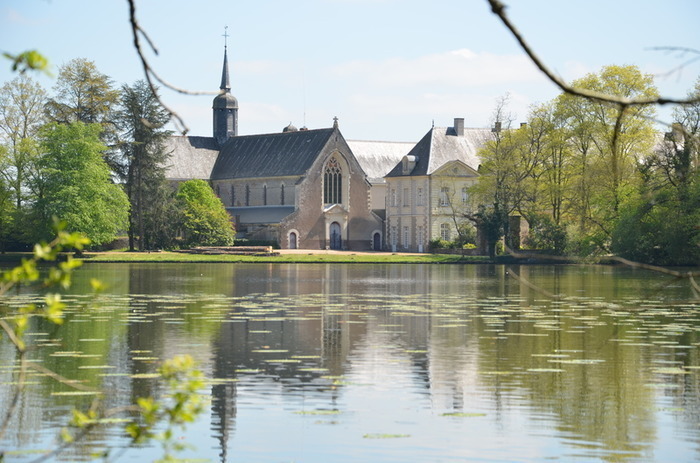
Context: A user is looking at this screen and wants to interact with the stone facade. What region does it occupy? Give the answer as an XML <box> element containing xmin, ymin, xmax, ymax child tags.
<box><xmin>163</xmin><ymin>49</ymin><xmax>498</xmax><ymax>253</ymax></box>
<box><xmin>385</xmin><ymin>121</ymin><xmax>488</xmax><ymax>253</ymax></box>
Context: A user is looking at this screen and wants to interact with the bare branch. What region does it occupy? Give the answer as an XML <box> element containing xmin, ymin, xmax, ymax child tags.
<box><xmin>487</xmin><ymin>0</ymin><xmax>700</xmax><ymax>108</ymax></box>
<box><xmin>126</xmin><ymin>0</ymin><xmax>218</xmax><ymax>134</ymax></box>
<box><xmin>648</xmin><ymin>46</ymin><xmax>700</xmax><ymax>80</ymax></box>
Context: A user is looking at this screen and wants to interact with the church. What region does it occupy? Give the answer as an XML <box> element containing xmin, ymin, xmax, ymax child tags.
<box><xmin>164</xmin><ymin>47</ymin><xmax>493</xmax><ymax>252</ymax></box>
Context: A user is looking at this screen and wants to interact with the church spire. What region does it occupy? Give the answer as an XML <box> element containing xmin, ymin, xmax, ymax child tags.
<box><xmin>213</xmin><ymin>26</ymin><xmax>238</xmax><ymax>145</ymax></box>
<box><xmin>220</xmin><ymin>26</ymin><xmax>231</xmax><ymax>91</ymax></box>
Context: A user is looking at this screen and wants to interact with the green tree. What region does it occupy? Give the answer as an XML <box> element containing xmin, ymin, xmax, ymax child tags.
<box><xmin>471</xmin><ymin>95</ymin><xmax>540</xmax><ymax>252</ymax></box>
<box><xmin>561</xmin><ymin>65</ymin><xmax>658</xmax><ymax>230</ymax></box>
<box><xmin>176</xmin><ymin>179</ymin><xmax>235</xmax><ymax>247</ymax></box>
<box><xmin>611</xmin><ymin>77</ymin><xmax>700</xmax><ymax>265</ymax></box>
<box><xmin>0</xmin><ymin>75</ymin><xmax>46</xmax><ymax>210</ymax></box>
<box><xmin>116</xmin><ymin>80</ymin><xmax>175</xmax><ymax>250</ymax></box>
<box><xmin>31</xmin><ymin>122</ymin><xmax>129</xmax><ymax>246</ymax></box>
<box><xmin>525</xmin><ymin>102</ymin><xmax>574</xmax><ymax>226</ymax></box>
<box><xmin>44</xmin><ymin>58</ymin><xmax>121</xmax><ymax>170</ymax></box>
<box><xmin>44</xmin><ymin>58</ymin><xmax>119</xmax><ymax>126</ymax></box>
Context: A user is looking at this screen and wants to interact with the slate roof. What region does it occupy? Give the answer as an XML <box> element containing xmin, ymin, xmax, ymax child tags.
<box><xmin>211</xmin><ymin>128</ymin><xmax>335</xmax><ymax>180</ymax></box>
<box><xmin>163</xmin><ymin>136</ymin><xmax>220</xmax><ymax>180</ymax></box>
<box><xmin>228</xmin><ymin>206</ymin><xmax>295</xmax><ymax>224</ymax></box>
<box><xmin>346</xmin><ymin>139</ymin><xmax>415</xmax><ymax>182</ymax></box>
<box><xmin>385</xmin><ymin>127</ymin><xmax>491</xmax><ymax>177</ymax></box>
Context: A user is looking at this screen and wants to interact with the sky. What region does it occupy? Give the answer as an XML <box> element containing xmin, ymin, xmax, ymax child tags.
<box><xmin>1</xmin><ymin>0</ymin><xmax>699</xmax><ymax>142</ymax></box>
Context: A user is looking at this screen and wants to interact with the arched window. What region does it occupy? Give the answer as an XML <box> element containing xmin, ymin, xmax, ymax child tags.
<box><xmin>324</xmin><ymin>158</ymin><xmax>342</xmax><ymax>205</ymax></box>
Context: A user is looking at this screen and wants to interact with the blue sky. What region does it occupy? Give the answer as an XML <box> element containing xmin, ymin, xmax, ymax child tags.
<box><xmin>2</xmin><ymin>0</ymin><xmax>699</xmax><ymax>142</ymax></box>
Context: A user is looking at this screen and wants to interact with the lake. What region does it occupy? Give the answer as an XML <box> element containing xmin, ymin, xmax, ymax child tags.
<box><xmin>1</xmin><ymin>263</ymin><xmax>700</xmax><ymax>462</ymax></box>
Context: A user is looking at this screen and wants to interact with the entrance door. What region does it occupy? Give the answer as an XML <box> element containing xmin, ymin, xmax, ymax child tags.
<box><xmin>289</xmin><ymin>232</ymin><xmax>297</xmax><ymax>249</ymax></box>
<box><xmin>373</xmin><ymin>232</ymin><xmax>381</xmax><ymax>251</ymax></box>
<box><xmin>330</xmin><ymin>222</ymin><xmax>342</xmax><ymax>250</ymax></box>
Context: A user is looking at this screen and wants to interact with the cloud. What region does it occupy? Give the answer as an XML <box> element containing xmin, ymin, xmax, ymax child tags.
<box><xmin>332</xmin><ymin>48</ymin><xmax>545</xmax><ymax>89</ymax></box>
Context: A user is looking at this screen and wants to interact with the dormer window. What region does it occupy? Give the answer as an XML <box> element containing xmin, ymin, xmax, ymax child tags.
<box><xmin>324</xmin><ymin>158</ymin><xmax>342</xmax><ymax>205</ymax></box>
<box><xmin>402</xmin><ymin>155</ymin><xmax>418</xmax><ymax>175</ymax></box>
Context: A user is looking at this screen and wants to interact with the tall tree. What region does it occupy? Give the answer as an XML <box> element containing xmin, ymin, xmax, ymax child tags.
<box><xmin>612</xmin><ymin>77</ymin><xmax>700</xmax><ymax>265</ymax></box>
<box><xmin>564</xmin><ymin>65</ymin><xmax>657</xmax><ymax>225</ymax></box>
<box><xmin>471</xmin><ymin>95</ymin><xmax>540</xmax><ymax>253</ymax></box>
<box><xmin>44</xmin><ymin>58</ymin><xmax>120</xmax><ymax>170</ymax></box>
<box><xmin>116</xmin><ymin>80</ymin><xmax>173</xmax><ymax>250</ymax></box>
<box><xmin>0</xmin><ymin>75</ymin><xmax>46</xmax><ymax>210</ymax></box>
<box><xmin>44</xmin><ymin>58</ymin><xmax>119</xmax><ymax>126</ymax></box>
<box><xmin>31</xmin><ymin>122</ymin><xmax>129</xmax><ymax>246</ymax></box>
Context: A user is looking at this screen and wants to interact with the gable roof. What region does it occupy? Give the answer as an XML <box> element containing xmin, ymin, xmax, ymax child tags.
<box><xmin>346</xmin><ymin>139</ymin><xmax>415</xmax><ymax>181</ymax></box>
<box><xmin>385</xmin><ymin>127</ymin><xmax>491</xmax><ymax>177</ymax></box>
<box><xmin>211</xmin><ymin>128</ymin><xmax>335</xmax><ymax>180</ymax></box>
<box><xmin>163</xmin><ymin>136</ymin><xmax>220</xmax><ymax>180</ymax></box>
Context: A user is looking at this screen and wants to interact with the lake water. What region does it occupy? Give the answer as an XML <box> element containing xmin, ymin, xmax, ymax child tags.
<box><xmin>1</xmin><ymin>263</ymin><xmax>700</xmax><ymax>462</ymax></box>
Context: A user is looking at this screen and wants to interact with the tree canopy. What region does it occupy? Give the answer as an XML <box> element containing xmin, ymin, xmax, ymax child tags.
<box><xmin>176</xmin><ymin>179</ymin><xmax>235</xmax><ymax>247</ymax></box>
<box><xmin>32</xmin><ymin>122</ymin><xmax>129</xmax><ymax>245</ymax></box>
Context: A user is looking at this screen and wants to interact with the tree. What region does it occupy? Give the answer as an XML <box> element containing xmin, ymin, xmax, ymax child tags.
<box><xmin>0</xmin><ymin>74</ymin><xmax>46</xmax><ymax>210</ymax></box>
<box><xmin>45</xmin><ymin>58</ymin><xmax>119</xmax><ymax>126</ymax></box>
<box><xmin>116</xmin><ymin>80</ymin><xmax>174</xmax><ymax>250</ymax></box>
<box><xmin>611</xmin><ymin>78</ymin><xmax>700</xmax><ymax>265</ymax></box>
<box><xmin>44</xmin><ymin>58</ymin><xmax>121</xmax><ymax>170</ymax></box>
<box><xmin>471</xmin><ymin>95</ymin><xmax>540</xmax><ymax>252</ymax></box>
<box><xmin>555</xmin><ymin>65</ymin><xmax>658</xmax><ymax>254</ymax></box>
<box><xmin>176</xmin><ymin>180</ymin><xmax>235</xmax><ymax>247</ymax></box>
<box><xmin>31</xmin><ymin>122</ymin><xmax>129</xmax><ymax>246</ymax></box>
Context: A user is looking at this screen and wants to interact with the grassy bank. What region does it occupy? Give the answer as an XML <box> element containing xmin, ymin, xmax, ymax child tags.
<box><xmin>79</xmin><ymin>251</ymin><xmax>487</xmax><ymax>264</ymax></box>
<box><xmin>0</xmin><ymin>251</ymin><xmax>488</xmax><ymax>264</ymax></box>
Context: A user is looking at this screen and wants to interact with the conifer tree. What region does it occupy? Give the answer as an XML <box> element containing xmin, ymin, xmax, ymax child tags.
<box><xmin>116</xmin><ymin>80</ymin><xmax>174</xmax><ymax>250</ymax></box>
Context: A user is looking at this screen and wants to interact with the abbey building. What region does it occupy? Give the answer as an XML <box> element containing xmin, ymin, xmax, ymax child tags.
<box><xmin>164</xmin><ymin>48</ymin><xmax>492</xmax><ymax>252</ymax></box>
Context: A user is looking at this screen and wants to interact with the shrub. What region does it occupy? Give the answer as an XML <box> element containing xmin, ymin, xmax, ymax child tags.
<box><xmin>524</xmin><ymin>214</ymin><xmax>568</xmax><ymax>255</ymax></box>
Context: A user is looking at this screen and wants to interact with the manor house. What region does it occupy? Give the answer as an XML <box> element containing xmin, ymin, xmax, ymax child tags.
<box><xmin>164</xmin><ymin>48</ymin><xmax>493</xmax><ymax>252</ymax></box>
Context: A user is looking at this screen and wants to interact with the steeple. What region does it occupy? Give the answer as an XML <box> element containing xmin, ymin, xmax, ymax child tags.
<box><xmin>220</xmin><ymin>47</ymin><xmax>231</xmax><ymax>91</ymax></box>
<box><xmin>213</xmin><ymin>27</ymin><xmax>238</xmax><ymax>146</ymax></box>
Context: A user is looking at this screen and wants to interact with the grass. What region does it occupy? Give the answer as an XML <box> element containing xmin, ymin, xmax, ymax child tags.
<box><xmin>74</xmin><ymin>251</ymin><xmax>487</xmax><ymax>264</ymax></box>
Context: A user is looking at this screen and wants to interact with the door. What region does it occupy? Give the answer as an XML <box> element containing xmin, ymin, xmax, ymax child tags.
<box><xmin>289</xmin><ymin>232</ymin><xmax>297</xmax><ymax>249</ymax></box>
<box><xmin>373</xmin><ymin>232</ymin><xmax>381</xmax><ymax>251</ymax></box>
<box><xmin>330</xmin><ymin>222</ymin><xmax>342</xmax><ymax>250</ymax></box>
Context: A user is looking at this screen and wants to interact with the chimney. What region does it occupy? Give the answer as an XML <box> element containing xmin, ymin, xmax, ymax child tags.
<box><xmin>492</xmin><ymin>121</ymin><xmax>502</xmax><ymax>133</ymax></box>
<box><xmin>453</xmin><ymin>117</ymin><xmax>465</xmax><ymax>136</ymax></box>
<box><xmin>520</xmin><ymin>122</ymin><xmax>527</xmax><ymax>128</ymax></box>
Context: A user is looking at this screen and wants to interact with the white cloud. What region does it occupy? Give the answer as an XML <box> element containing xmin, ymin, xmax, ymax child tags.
<box><xmin>332</xmin><ymin>48</ymin><xmax>545</xmax><ymax>88</ymax></box>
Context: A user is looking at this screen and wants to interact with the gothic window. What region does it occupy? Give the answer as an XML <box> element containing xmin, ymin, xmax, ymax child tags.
<box><xmin>245</xmin><ymin>185</ymin><xmax>250</xmax><ymax>206</ymax></box>
<box><xmin>280</xmin><ymin>184</ymin><xmax>285</xmax><ymax>205</ymax></box>
<box><xmin>263</xmin><ymin>185</ymin><xmax>267</xmax><ymax>205</ymax></box>
<box><xmin>440</xmin><ymin>223</ymin><xmax>451</xmax><ymax>241</ymax></box>
<box><xmin>324</xmin><ymin>158</ymin><xmax>342</xmax><ymax>205</ymax></box>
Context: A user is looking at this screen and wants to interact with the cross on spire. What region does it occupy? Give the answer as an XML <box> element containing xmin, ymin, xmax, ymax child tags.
<box><xmin>223</xmin><ymin>25</ymin><xmax>229</xmax><ymax>50</ymax></box>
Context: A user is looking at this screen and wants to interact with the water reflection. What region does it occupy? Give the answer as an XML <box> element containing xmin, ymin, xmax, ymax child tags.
<box><xmin>1</xmin><ymin>263</ymin><xmax>699</xmax><ymax>462</ymax></box>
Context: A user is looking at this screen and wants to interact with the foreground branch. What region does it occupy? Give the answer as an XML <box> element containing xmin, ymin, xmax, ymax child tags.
<box><xmin>126</xmin><ymin>0</ymin><xmax>217</xmax><ymax>134</ymax></box>
<box><xmin>487</xmin><ymin>0</ymin><xmax>700</xmax><ymax>108</ymax></box>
